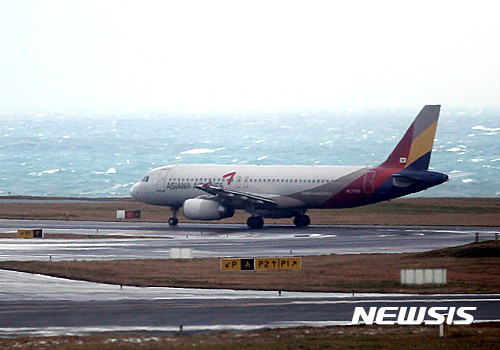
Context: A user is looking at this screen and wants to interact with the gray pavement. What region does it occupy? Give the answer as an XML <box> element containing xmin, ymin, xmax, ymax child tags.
<box><xmin>0</xmin><ymin>270</ymin><xmax>498</xmax><ymax>337</ymax></box>
<box><xmin>0</xmin><ymin>220</ymin><xmax>498</xmax><ymax>260</ymax></box>
<box><xmin>0</xmin><ymin>220</ymin><xmax>498</xmax><ymax>337</ymax></box>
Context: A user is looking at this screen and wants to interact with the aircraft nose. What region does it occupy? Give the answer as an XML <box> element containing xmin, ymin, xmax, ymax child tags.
<box><xmin>130</xmin><ymin>182</ymin><xmax>142</xmax><ymax>200</ymax></box>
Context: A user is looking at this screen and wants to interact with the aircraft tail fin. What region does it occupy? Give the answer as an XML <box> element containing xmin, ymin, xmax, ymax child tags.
<box><xmin>380</xmin><ymin>105</ymin><xmax>441</xmax><ymax>171</ymax></box>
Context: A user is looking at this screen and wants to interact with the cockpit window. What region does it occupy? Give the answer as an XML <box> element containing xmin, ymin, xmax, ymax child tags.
<box><xmin>142</xmin><ymin>176</ymin><xmax>149</xmax><ymax>182</ymax></box>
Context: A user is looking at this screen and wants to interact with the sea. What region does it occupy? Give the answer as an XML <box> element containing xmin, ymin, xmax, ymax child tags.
<box><xmin>0</xmin><ymin>107</ymin><xmax>499</xmax><ymax>198</ymax></box>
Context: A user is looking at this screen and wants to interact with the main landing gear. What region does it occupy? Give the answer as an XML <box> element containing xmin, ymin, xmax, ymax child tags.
<box><xmin>246</xmin><ymin>214</ymin><xmax>311</xmax><ymax>229</ymax></box>
<box><xmin>293</xmin><ymin>214</ymin><xmax>310</xmax><ymax>227</ymax></box>
<box><xmin>168</xmin><ymin>207</ymin><xmax>179</xmax><ymax>226</ymax></box>
<box><xmin>247</xmin><ymin>216</ymin><xmax>264</xmax><ymax>229</ymax></box>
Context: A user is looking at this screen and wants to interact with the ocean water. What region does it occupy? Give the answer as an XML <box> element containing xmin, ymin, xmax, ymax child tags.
<box><xmin>0</xmin><ymin>107</ymin><xmax>498</xmax><ymax>198</ymax></box>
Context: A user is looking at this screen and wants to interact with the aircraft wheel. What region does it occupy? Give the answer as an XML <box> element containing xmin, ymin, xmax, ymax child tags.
<box><xmin>168</xmin><ymin>217</ymin><xmax>179</xmax><ymax>226</ymax></box>
<box><xmin>247</xmin><ymin>216</ymin><xmax>264</xmax><ymax>229</ymax></box>
<box><xmin>303</xmin><ymin>215</ymin><xmax>311</xmax><ymax>226</ymax></box>
<box><xmin>294</xmin><ymin>214</ymin><xmax>310</xmax><ymax>227</ymax></box>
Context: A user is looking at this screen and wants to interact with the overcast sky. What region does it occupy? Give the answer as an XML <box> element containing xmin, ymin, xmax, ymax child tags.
<box><xmin>1</xmin><ymin>0</ymin><xmax>499</xmax><ymax>112</ymax></box>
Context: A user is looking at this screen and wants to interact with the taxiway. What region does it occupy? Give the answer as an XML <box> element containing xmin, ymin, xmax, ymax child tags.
<box><xmin>0</xmin><ymin>270</ymin><xmax>498</xmax><ymax>337</ymax></box>
<box><xmin>0</xmin><ymin>221</ymin><xmax>498</xmax><ymax>337</ymax></box>
<box><xmin>0</xmin><ymin>220</ymin><xmax>497</xmax><ymax>261</ymax></box>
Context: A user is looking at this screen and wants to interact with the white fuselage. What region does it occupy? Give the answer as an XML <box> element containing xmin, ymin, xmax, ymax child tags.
<box><xmin>130</xmin><ymin>164</ymin><xmax>367</xmax><ymax>209</ymax></box>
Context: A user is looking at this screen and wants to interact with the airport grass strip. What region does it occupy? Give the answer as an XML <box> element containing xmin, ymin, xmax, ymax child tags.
<box><xmin>0</xmin><ymin>323</ymin><xmax>499</xmax><ymax>349</ymax></box>
<box><xmin>0</xmin><ymin>197</ymin><xmax>499</xmax><ymax>226</ymax></box>
<box><xmin>0</xmin><ymin>241</ymin><xmax>498</xmax><ymax>294</ymax></box>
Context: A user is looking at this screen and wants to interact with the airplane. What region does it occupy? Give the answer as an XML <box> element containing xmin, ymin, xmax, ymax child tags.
<box><xmin>130</xmin><ymin>105</ymin><xmax>448</xmax><ymax>229</ymax></box>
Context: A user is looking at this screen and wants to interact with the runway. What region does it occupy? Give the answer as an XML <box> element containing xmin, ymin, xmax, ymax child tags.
<box><xmin>0</xmin><ymin>219</ymin><xmax>497</xmax><ymax>260</ymax></box>
<box><xmin>0</xmin><ymin>270</ymin><xmax>499</xmax><ymax>337</ymax></box>
<box><xmin>0</xmin><ymin>220</ymin><xmax>499</xmax><ymax>337</ymax></box>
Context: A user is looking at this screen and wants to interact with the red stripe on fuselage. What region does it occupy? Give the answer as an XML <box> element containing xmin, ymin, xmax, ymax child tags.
<box><xmin>321</xmin><ymin>166</ymin><xmax>391</xmax><ymax>208</ymax></box>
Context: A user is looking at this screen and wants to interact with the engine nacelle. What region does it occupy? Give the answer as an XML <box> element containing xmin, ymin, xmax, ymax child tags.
<box><xmin>183</xmin><ymin>198</ymin><xmax>235</xmax><ymax>221</ymax></box>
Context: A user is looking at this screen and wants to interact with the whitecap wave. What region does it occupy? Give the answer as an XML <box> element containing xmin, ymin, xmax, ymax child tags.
<box><xmin>181</xmin><ymin>148</ymin><xmax>215</xmax><ymax>155</ymax></box>
<box><xmin>112</xmin><ymin>182</ymin><xmax>134</xmax><ymax>189</ymax></box>
<box><xmin>471</xmin><ymin>125</ymin><xmax>500</xmax><ymax>132</ymax></box>
<box><xmin>42</xmin><ymin>169</ymin><xmax>60</xmax><ymax>174</ymax></box>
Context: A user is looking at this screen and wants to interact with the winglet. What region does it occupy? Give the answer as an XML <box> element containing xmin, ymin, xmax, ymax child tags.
<box><xmin>380</xmin><ymin>105</ymin><xmax>441</xmax><ymax>171</ymax></box>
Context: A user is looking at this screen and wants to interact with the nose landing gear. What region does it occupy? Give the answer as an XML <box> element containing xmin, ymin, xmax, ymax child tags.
<box><xmin>168</xmin><ymin>207</ymin><xmax>179</xmax><ymax>226</ymax></box>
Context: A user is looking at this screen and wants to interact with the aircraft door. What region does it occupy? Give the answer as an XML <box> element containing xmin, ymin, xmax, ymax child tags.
<box><xmin>243</xmin><ymin>176</ymin><xmax>249</xmax><ymax>188</ymax></box>
<box><xmin>236</xmin><ymin>176</ymin><xmax>242</xmax><ymax>188</ymax></box>
<box><xmin>156</xmin><ymin>169</ymin><xmax>170</xmax><ymax>192</ymax></box>
<box><xmin>363</xmin><ymin>170</ymin><xmax>376</xmax><ymax>193</ymax></box>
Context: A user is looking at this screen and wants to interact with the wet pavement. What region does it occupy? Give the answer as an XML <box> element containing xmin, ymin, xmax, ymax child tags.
<box><xmin>0</xmin><ymin>220</ymin><xmax>497</xmax><ymax>261</ymax></box>
<box><xmin>0</xmin><ymin>221</ymin><xmax>498</xmax><ymax>336</ymax></box>
<box><xmin>0</xmin><ymin>270</ymin><xmax>499</xmax><ymax>337</ymax></box>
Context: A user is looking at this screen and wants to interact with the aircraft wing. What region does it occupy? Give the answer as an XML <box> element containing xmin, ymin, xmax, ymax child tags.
<box><xmin>194</xmin><ymin>184</ymin><xmax>278</xmax><ymax>209</ymax></box>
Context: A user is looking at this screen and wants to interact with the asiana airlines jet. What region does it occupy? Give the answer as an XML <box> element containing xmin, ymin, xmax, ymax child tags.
<box><xmin>131</xmin><ymin>105</ymin><xmax>448</xmax><ymax>229</ymax></box>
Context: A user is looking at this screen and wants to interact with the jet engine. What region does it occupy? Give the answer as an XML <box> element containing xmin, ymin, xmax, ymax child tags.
<box><xmin>183</xmin><ymin>198</ymin><xmax>235</xmax><ymax>220</ymax></box>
